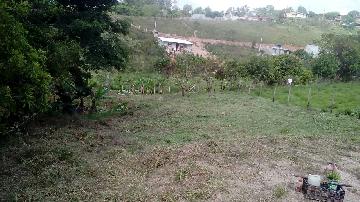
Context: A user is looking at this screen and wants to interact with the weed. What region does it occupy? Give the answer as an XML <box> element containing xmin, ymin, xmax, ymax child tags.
<box><xmin>175</xmin><ymin>168</ymin><xmax>189</xmax><ymax>182</ymax></box>
<box><xmin>327</xmin><ymin>171</ymin><xmax>341</xmax><ymax>181</ymax></box>
<box><xmin>273</xmin><ymin>186</ymin><xmax>288</xmax><ymax>199</ymax></box>
<box><xmin>185</xmin><ymin>189</ymin><xmax>210</xmax><ymax>201</ymax></box>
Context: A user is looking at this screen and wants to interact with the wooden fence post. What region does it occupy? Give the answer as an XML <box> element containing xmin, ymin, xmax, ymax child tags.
<box><xmin>307</xmin><ymin>84</ymin><xmax>312</xmax><ymax>110</ymax></box>
<box><xmin>272</xmin><ymin>85</ymin><xmax>277</xmax><ymax>102</ymax></box>
<box><xmin>287</xmin><ymin>84</ymin><xmax>292</xmax><ymax>104</ymax></box>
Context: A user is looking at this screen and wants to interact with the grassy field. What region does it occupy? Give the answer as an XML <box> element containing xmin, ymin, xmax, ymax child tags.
<box><xmin>205</xmin><ymin>44</ymin><xmax>258</xmax><ymax>61</ymax></box>
<box><xmin>128</xmin><ymin>16</ymin><xmax>353</xmax><ymax>46</ymax></box>
<box><xmin>250</xmin><ymin>82</ymin><xmax>360</xmax><ymax>116</ymax></box>
<box><xmin>1</xmin><ymin>92</ymin><xmax>359</xmax><ymax>201</ymax></box>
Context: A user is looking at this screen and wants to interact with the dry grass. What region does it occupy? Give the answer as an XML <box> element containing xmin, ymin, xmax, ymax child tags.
<box><xmin>1</xmin><ymin>92</ymin><xmax>359</xmax><ymax>201</ymax></box>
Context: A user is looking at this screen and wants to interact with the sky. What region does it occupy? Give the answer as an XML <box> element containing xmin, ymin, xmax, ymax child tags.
<box><xmin>177</xmin><ymin>0</ymin><xmax>360</xmax><ymax>15</ymax></box>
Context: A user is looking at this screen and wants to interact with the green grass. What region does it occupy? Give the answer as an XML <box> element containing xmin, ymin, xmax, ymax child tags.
<box><xmin>205</xmin><ymin>44</ymin><xmax>258</xmax><ymax>61</ymax></box>
<box><xmin>273</xmin><ymin>186</ymin><xmax>288</xmax><ymax>199</ymax></box>
<box><xmin>1</xmin><ymin>92</ymin><xmax>359</xmax><ymax>201</ymax></box>
<box><xmin>128</xmin><ymin>16</ymin><xmax>353</xmax><ymax>46</ymax></box>
<box><xmin>250</xmin><ymin>82</ymin><xmax>360</xmax><ymax>116</ymax></box>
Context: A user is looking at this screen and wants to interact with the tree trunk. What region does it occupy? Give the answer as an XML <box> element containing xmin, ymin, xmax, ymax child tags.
<box><xmin>90</xmin><ymin>98</ymin><xmax>97</xmax><ymax>113</ymax></box>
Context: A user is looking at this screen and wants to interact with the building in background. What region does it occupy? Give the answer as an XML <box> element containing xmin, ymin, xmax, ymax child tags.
<box><xmin>305</xmin><ymin>44</ymin><xmax>320</xmax><ymax>58</ymax></box>
<box><xmin>271</xmin><ymin>44</ymin><xmax>291</xmax><ymax>55</ymax></box>
<box><xmin>158</xmin><ymin>37</ymin><xmax>193</xmax><ymax>53</ymax></box>
<box><xmin>286</xmin><ymin>12</ymin><xmax>307</xmax><ymax>19</ymax></box>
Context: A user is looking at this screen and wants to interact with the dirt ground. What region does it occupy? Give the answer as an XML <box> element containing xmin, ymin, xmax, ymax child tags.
<box><xmin>1</xmin><ymin>93</ymin><xmax>359</xmax><ymax>201</ymax></box>
<box><xmin>158</xmin><ymin>32</ymin><xmax>304</xmax><ymax>57</ymax></box>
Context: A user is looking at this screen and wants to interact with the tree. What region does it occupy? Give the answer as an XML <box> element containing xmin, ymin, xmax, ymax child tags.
<box><xmin>193</xmin><ymin>7</ymin><xmax>204</xmax><ymax>14</ymax></box>
<box><xmin>319</xmin><ymin>33</ymin><xmax>360</xmax><ymax>80</ymax></box>
<box><xmin>169</xmin><ymin>7</ymin><xmax>182</xmax><ymax>18</ymax></box>
<box><xmin>0</xmin><ymin>2</ymin><xmax>51</xmax><ymax>131</ymax></box>
<box><xmin>325</xmin><ymin>12</ymin><xmax>340</xmax><ymax>20</ymax></box>
<box><xmin>142</xmin><ymin>4</ymin><xmax>161</xmax><ymax>17</ymax></box>
<box><xmin>204</xmin><ymin>7</ymin><xmax>212</xmax><ymax>17</ymax></box>
<box><xmin>113</xmin><ymin>3</ymin><xmax>142</xmax><ymax>16</ymax></box>
<box><xmin>293</xmin><ymin>49</ymin><xmax>313</xmax><ymax>67</ymax></box>
<box><xmin>244</xmin><ymin>56</ymin><xmax>273</xmax><ymax>84</ymax></box>
<box><xmin>297</xmin><ymin>6</ymin><xmax>307</xmax><ymax>15</ymax></box>
<box><xmin>235</xmin><ymin>5</ymin><xmax>250</xmax><ymax>17</ymax></box>
<box><xmin>4</xmin><ymin>0</ymin><xmax>130</xmax><ymax>114</ymax></box>
<box><xmin>284</xmin><ymin>7</ymin><xmax>294</xmax><ymax>13</ymax></box>
<box><xmin>348</xmin><ymin>10</ymin><xmax>360</xmax><ymax>19</ymax></box>
<box><xmin>182</xmin><ymin>4</ymin><xmax>192</xmax><ymax>16</ymax></box>
<box><xmin>265</xmin><ymin>5</ymin><xmax>275</xmax><ymax>13</ymax></box>
<box><xmin>271</xmin><ymin>55</ymin><xmax>305</xmax><ymax>84</ymax></box>
<box><xmin>311</xmin><ymin>53</ymin><xmax>339</xmax><ymax>79</ymax></box>
<box><xmin>308</xmin><ymin>11</ymin><xmax>316</xmax><ymax>18</ymax></box>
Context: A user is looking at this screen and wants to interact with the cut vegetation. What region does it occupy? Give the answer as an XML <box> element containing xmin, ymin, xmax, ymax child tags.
<box><xmin>1</xmin><ymin>92</ymin><xmax>359</xmax><ymax>201</ymax></box>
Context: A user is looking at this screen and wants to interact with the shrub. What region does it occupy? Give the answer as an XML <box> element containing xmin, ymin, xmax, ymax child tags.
<box><xmin>0</xmin><ymin>7</ymin><xmax>51</xmax><ymax>132</ymax></box>
<box><xmin>271</xmin><ymin>54</ymin><xmax>304</xmax><ymax>84</ymax></box>
<box><xmin>311</xmin><ymin>53</ymin><xmax>339</xmax><ymax>79</ymax></box>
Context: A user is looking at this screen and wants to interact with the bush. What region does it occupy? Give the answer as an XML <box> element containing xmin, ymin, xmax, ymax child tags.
<box><xmin>311</xmin><ymin>53</ymin><xmax>339</xmax><ymax>79</ymax></box>
<box><xmin>271</xmin><ymin>54</ymin><xmax>305</xmax><ymax>84</ymax></box>
<box><xmin>0</xmin><ymin>7</ymin><xmax>51</xmax><ymax>132</ymax></box>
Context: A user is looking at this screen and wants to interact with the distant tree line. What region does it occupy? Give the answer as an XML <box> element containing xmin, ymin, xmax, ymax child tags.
<box><xmin>115</xmin><ymin>1</ymin><xmax>360</xmax><ymax>28</ymax></box>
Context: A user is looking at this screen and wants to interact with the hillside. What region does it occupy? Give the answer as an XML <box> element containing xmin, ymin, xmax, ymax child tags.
<box><xmin>1</xmin><ymin>92</ymin><xmax>359</xmax><ymax>201</ymax></box>
<box><xmin>129</xmin><ymin>16</ymin><xmax>353</xmax><ymax>46</ymax></box>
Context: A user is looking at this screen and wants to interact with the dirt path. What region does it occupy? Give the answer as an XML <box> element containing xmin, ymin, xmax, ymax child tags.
<box><xmin>158</xmin><ymin>32</ymin><xmax>304</xmax><ymax>57</ymax></box>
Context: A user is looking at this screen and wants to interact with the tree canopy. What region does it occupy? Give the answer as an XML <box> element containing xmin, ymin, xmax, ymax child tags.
<box><xmin>0</xmin><ymin>0</ymin><xmax>131</xmax><ymax>131</ymax></box>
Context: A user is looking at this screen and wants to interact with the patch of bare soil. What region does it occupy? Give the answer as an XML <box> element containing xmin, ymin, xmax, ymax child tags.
<box><xmin>158</xmin><ymin>32</ymin><xmax>303</xmax><ymax>57</ymax></box>
<box><xmin>96</xmin><ymin>137</ymin><xmax>360</xmax><ymax>201</ymax></box>
<box><xmin>1</xmin><ymin>97</ymin><xmax>359</xmax><ymax>201</ymax></box>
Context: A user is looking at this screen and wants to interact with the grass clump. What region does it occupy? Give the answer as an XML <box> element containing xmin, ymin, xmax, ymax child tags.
<box><xmin>327</xmin><ymin>171</ymin><xmax>341</xmax><ymax>181</ymax></box>
<box><xmin>175</xmin><ymin>168</ymin><xmax>190</xmax><ymax>182</ymax></box>
<box><xmin>273</xmin><ymin>186</ymin><xmax>288</xmax><ymax>199</ymax></box>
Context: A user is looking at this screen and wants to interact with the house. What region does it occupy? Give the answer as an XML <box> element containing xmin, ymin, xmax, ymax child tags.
<box><xmin>158</xmin><ymin>37</ymin><xmax>193</xmax><ymax>53</ymax></box>
<box><xmin>305</xmin><ymin>44</ymin><xmax>320</xmax><ymax>57</ymax></box>
<box><xmin>191</xmin><ymin>14</ymin><xmax>209</xmax><ymax>20</ymax></box>
<box><xmin>335</xmin><ymin>15</ymin><xmax>345</xmax><ymax>22</ymax></box>
<box><xmin>272</xmin><ymin>44</ymin><xmax>291</xmax><ymax>55</ymax></box>
<box><xmin>286</xmin><ymin>12</ymin><xmax>306</xmax><ymax>19</ymax></box>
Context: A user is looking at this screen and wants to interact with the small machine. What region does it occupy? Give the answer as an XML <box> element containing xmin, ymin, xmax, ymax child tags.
<box><xmin>295</xmin><ymin>163</ymin><xmax>352</xmax><ymax>201</ymax></box>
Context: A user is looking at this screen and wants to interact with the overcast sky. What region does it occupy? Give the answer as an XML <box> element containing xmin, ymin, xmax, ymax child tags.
<box><xmin>177</xmin><ymin>0</ymin><xmax>360</xmax><ymax>15</ymax></box>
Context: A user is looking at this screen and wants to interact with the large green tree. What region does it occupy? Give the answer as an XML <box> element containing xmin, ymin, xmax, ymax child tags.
<box><xmin>297</xmin><ymin>6</ymin><xmax>307</xmax><ymax>15</ymax></box>
<box><xmin>319</xmin><ymin>34</ymin><xmax>360</xmax><ymax>80</ymax></box>
<box><xmin>0</xmin><ymin>2</ymin><xmax>51</xmax><ymax>130</ymax></box>
<box><xmin>1</xmin><ymin>0</ymin><xmax>131</xmax><ymax>131</ymax></box>
<box><xmin>311</xmin><ymin>53</ymin><xmax>339</xmax><ymax>79</ymax></box>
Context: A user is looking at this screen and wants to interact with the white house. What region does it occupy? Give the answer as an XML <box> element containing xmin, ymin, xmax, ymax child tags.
<box><xmin>286</xmin><ymin>12</ymin><xmax>306</xmax><ymax>19</ymax></box>
<box><xmin>305</xmin><ymin>44</ymin><xmax>320</xmax><ymax>58</ymax></box>
<box><xmin>158</xmin><ymin>37</ymin><xmax>193</xmax><ymax>53</ymax></box>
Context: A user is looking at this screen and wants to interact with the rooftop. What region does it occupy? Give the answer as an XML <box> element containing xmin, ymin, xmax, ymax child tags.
<box><xmin>158</xmin><ymin>37</ymin><xmax>193</xmax><ymax>45</ymax></box>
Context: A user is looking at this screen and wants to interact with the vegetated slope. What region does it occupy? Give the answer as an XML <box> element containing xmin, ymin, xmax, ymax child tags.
<box><xmin>205</xmin><ymin>44</ymin><xmax>258</xmax><ymax>60</ymax></box>
<box><xmin>130</xmin><ymin>16</ymin><xmax>352</xmax><ymax>46</ymax></box>
<box><xmin>1</xmin><ymin>92</ymin><xmax>359</xmax><ymax>201</ymax></box>
<box><xmin>251</xmin><ymin>82</ymin><xmax>360</xmax><ymax>115</ymax></box>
